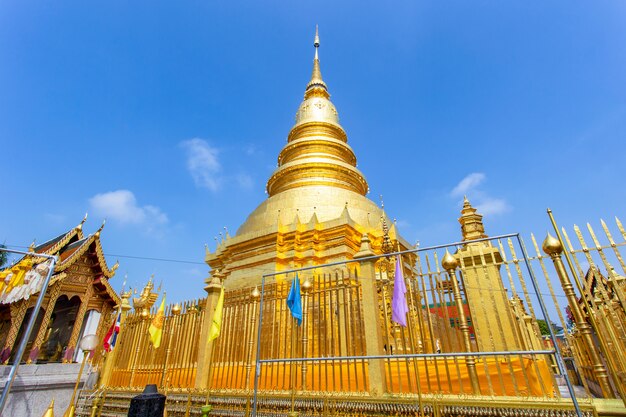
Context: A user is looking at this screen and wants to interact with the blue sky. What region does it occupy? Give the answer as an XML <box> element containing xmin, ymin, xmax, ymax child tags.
<box><xmin>1</xmin><ymin>2</ymin><xmax>625</xmax><ymax>304</ymax></box>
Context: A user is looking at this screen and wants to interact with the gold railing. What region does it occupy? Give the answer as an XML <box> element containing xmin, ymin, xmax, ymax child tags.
<box><xmin>102</xmin><ymin>215</ymin><xmax>626</xmax><ymax>412</ymax></box>
<box><xmin>533</xmin><ymin>214</ymin><xmax>626</xmax><ymax>400</ymax></box>
<box><xmin>249</xmin><ymin>235</ymin><xmax>563</xmax><ymax>400</ymax></box>
<box><xmin>108</xmin><ymin>298</ymin><xmax>205</xmax><ymax>388</ymax></box>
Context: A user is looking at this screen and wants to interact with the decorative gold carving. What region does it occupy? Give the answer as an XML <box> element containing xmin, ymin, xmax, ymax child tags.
<box><xmin>2</xmin><ymin>301</ymin><xmax>29</xmax><ymax>363</ymax></box>
<box><xmin>28</xmin><ymin>282</ymin><xmax>62</xmax><ymax>363</ymax></box>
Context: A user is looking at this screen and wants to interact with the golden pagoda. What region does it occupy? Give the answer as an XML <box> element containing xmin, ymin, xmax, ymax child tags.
<box><xmin>206</xmin><ymin>26</ymin><xmax>411</xmax><ymax>291</ymax></box>
<box><xmin>88</xmin><ymin>29</ymin><xmax>626</xmax><ymax>417</ymax></box>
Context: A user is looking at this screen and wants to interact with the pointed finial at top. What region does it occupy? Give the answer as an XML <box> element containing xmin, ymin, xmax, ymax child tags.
<box><xmin>305</xmin><ymin>26</ymin><xmax>327</xmax><ymax>95</ymax></box>
<box><xmin>314</xmin><ymin>25</ymin><xmax>320</xmax><ymax>58</ymax></box>
<box><xmin>96</xmin><ymin>219</ymin><xmax>106</xmax><ymax>236</ymax></box>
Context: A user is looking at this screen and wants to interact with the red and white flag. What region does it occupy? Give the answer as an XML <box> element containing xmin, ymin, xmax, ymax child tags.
<box><xmin>103</xmin><ymin>312</ymin><xmax>121</xmax><ymax>352</ymax></box>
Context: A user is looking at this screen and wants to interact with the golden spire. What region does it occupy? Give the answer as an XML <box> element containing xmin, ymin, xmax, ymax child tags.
<box><xmin>265</xmin><ymin>27</ymin><xmax>368</xmax><ymax>198</ymax></box>
<box><xmin>306</xmin><ymin>25</ymin><xmax>327</xmax><ymax>97</ymax></box>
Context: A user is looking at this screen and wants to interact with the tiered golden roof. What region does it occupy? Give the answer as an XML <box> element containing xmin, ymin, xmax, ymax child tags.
<box><xmin>238</xmin><ymin>29</ymin><xmax>381</xmax><ymax>238</ymax></box>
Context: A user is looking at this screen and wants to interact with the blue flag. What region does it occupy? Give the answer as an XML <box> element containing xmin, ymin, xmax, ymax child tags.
<box><xmin>287</xmin><ymin>275</ymin><xmax>303</xmax><ymax>326</ymax></box>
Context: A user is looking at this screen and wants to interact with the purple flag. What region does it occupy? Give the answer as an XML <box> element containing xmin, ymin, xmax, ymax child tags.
<box><xmin>391</xmin><ymin>255</ymin><xmax>408</xmax><ymax>326</ymax></box>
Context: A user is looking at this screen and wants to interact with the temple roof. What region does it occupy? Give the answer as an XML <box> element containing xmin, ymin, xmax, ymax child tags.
<box><xmin>0</xmin><ymin>218</ymin><xmax>120</xmax><ymax>306</ymax></box>
<box><xmin>33</xmin><ymin>215</ymin><xmax>86</xmax><ymax>254</ymax></box>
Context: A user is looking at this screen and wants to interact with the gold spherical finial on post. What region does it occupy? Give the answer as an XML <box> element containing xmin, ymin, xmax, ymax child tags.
<box><xmin>301</xmin><ymin>279</ymin><xmax>312</xmax><ymax>293</ymax></box>
<box><xmin>542</xmin><ymin>233</ymin><xmax>563</xmax><ymax>256</ymax></box>
<box><xmin>171</xmin><ymin>304</ymin><xmax>182</xmax><ymax>316</ymax></box>
<box><xmin>441</xmin><ymin>250</ymin><xmax>459</xmax><ymax>271</ymax></box>
<box><xmin>140</xmin><ymin>309</ymin><xmax>150</xmax><ymax>320</ymax></box>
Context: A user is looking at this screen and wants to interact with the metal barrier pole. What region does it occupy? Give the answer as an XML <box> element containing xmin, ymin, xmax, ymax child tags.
<box><xmin>251</xmin><ymin>275</ymin><xmax>266</xmax><ymax>417</ymax></box>
<box><xmin>0</xmin><ymin>248</ymin><xmax>58</xmax><ymax>415</ymax></box>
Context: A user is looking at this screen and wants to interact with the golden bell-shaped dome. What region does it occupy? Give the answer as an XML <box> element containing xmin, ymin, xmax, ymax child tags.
<box><xmin>265</xmin><ymin>28</ymin><xmax>369</xmax><ymax>199</ymax></box>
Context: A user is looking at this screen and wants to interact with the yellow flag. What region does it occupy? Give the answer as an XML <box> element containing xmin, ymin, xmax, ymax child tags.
<box><xmin>149</xmin><ymin>294</ymin><xmax>166</xmax><ymax>348</ymax></box>
<box><xmin>208</xmin><ymin>287</ymin><xmax>225</xmax><ymax>342</ymax></box>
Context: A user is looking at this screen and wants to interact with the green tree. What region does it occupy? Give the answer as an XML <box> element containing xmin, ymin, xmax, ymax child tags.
<box><xmin>0</xmin><ymin>244</ymin><xmax>8</xmax><ymax>269</ymax></box>
<box><xmin>537</xmin><ymin>319</ymin><xmax>561</xmax><ymax>335</ymax></box>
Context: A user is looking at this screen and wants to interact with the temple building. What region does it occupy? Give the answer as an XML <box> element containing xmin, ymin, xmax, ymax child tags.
<box><xmin>0</xmin><ymin>217</ymin><xmax>120</xmax><ymax>365</ymax></box>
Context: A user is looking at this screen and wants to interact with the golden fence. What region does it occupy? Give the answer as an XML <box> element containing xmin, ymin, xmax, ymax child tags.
<box><xmin>108</xmin><ymin>298</ymin><xmax>205</xmax><ymax>388</ymax></box>
<box><xmin>247</xmin><ymin>235</ymin><xmax>560</xmax><ymax>400</ymax></box>
<box><xmin>102</xmin><ymin>214</ymin><xmax>626</xmax><ymax>409</ymax></box>
<box><xmin>524</xmin><ymin>215</ymin><xmax>626</xmax><ymax>400</ymax></box>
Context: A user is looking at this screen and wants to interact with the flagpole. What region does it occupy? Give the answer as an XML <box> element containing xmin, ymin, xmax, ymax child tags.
<box><xmin>203</xmin><ymin>285</ymin><xmax>224</xmax><ymax>414</ymax></box>
<box><xmin>161</xmin><ymin>303</ymin><xmax>180</xmax><ymax>387</ymax></box>
<box><xmin>397</xmin><ymin>248</ymin><xmax>425</xmax><ymax>417</ymax></box>
<box><xmin>203</xmin><ymin>345</ymin><xmax>216</xmax><ymax>407</ymax></box>
<box><xmin>289</xmin><ymin>315</ymin><xmax>297</xmax><ymax>416</ymax></box>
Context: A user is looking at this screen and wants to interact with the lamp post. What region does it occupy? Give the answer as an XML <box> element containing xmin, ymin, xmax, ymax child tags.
<box><xmin>64</xmin><ymin>334</ymin><xmax>99</xmax><ymax>417</ymax></box>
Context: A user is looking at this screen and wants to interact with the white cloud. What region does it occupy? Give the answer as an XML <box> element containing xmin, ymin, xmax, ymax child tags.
<box><xmin>451</xmin><ymin>172</ymin><xmax>485</xmax><ymax>197</ymax></box>
<box><xmin>476</xmin><ymin>198</ymin><xmax>510</xmax><ymax>216</ymax></box>
<box><xmin>450</xmin><ymin>173</ymin><xmax>510</xmax><ymax>216</ymax></box>
<box><xmin>89</xmin><ymin>190</ymin><xmax>168</xmax><ymax>225</ymax></box>
<box><xmin>180</xmin><ymin>138</ymin><xmax>221</xmax><ymax>191</ymax></box>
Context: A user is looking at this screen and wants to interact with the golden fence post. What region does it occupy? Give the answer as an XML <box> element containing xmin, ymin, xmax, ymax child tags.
<box><xmin>353</xmin><ymin>233</ymin><xmax>386</xmax><ymax>396</ymax></box>
<box><xmin>246</xmin><ymin>287</ymin><xmax>260</xmax><ymax>391</ymax></box>
<box><xmin>542</xmin><ymin>233</ymin><xmax>615</xmax><ymax>398</ymax></box>
<box><xmin>289</xmin><ymin>314</ymin><xmax>297</xmax><ymax>416</ymax></box>
<box><xmin>99</xmin><ymin>290</ymin><xmax>132</xmax><ymax>388</ymax></box>
<box><xmin>129</xmin><ymin>309</ymin><xmax>150</xmax><ymax>387</ymax></box>
<box><xmin>195</xmin><ymin>275</ymin><xmax>223</xmax><ymax>389</ymax></box>
<box><xmin>442</xmin><ymin>251</ymin><xmax>481</xmax><ymax>395</ymax></box>
<box><xmin>161</xmin><ymin>303</ymin><xmax>181</xmax><ymax>387</ymax></box>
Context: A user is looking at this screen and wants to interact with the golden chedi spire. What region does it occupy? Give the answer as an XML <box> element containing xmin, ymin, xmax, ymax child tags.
<box><xmin>459</xmin><ymin>196</ymin><xmax>487</xmax><ymax>241</ymax></box>
<box><xmin>236</xmin><ymin>27</ymin><xmax>382</xmax><ymax>238</ymax></box>
<box><xmin>265</xmin><ymin>27</ymin><xmax>368</xmax><ymax>198</ymax></box>
<box><xmin>306</xmin><ymin>25</ymin><xmax>326</xmax><ymax>94</ymax></box>
<box><xmin>215</xmin><ymin>28</ymin><xmax>412</xmax><ymax>290</ymax></box>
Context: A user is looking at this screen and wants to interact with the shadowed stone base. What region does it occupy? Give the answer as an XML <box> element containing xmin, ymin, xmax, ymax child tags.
<box><xmin>0</xmin><ymin>363</ymin><xmax>97</xmax><ymax>417</ymax></box>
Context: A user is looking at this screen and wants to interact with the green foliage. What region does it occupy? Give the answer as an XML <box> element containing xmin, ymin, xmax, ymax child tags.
<box><xmin>537</xmin><ymin>319</ymin><xmax>560</xmax><ymax>335</ymax></box>
<box><xmin>0</xmin><ymin>244</ymin><xmax>7</xmax><ymax>269</ymax></box>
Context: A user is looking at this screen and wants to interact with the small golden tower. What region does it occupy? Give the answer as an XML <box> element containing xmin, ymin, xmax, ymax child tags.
<box><xmin>459</xmin><ymin>196</ymin><xmax>487</xmax><ymax>242</ymax></box>
<box><xmin>454</xmin><ymin>197</ymin><xmax>531</xmax><ymax>351</ymax></box>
